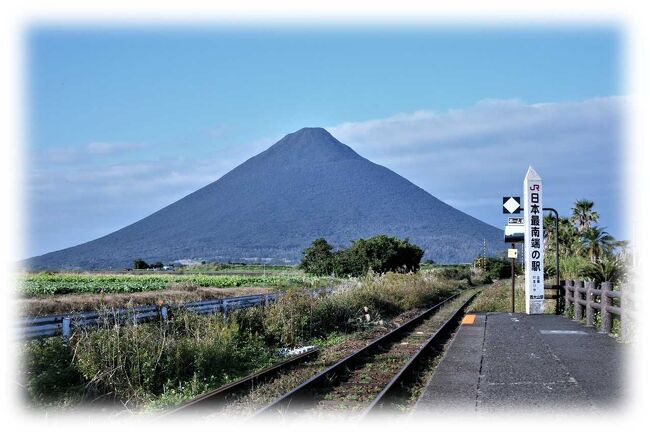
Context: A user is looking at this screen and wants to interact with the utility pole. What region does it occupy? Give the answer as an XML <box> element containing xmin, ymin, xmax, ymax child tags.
<box><xmin>483</xmin><ymin>238</ymin><xmax>487</xmax><ymax>270</ymax></box>
<box><xmin>511</xmin><ymin>242</ymin><xmax>516</xmax><ymax>313</ymax></box>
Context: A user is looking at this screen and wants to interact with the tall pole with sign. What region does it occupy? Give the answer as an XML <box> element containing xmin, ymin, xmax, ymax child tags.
<box><xmin>523</xmin><ymin>167</ymin><xmax>544</xmax><ymax>314</ymax></box>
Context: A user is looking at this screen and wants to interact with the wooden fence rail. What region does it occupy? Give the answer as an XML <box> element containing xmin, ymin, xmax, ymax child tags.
<box><xmin>562</xmin><ymin>279</ymin><xmax>622</xmax><ymax>335</ymax></box>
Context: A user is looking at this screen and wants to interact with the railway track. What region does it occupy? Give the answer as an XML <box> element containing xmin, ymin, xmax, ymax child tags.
<box><xmin>252</xmin><ymin>291</ymin><xmax>477</xmax><ymax>420</ymax></box>
<box><xmin>162</xmin><ymin>347</ymin><xmax>320</xmax><ymax>417</ymax></box>
<box><xmin>164</xmin><ymin>289</ymin><xmax>477</xmax><ymax>420</ymax></box>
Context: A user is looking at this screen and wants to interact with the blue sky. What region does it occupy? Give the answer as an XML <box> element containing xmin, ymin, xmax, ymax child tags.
<box><xmin>26</xmin><ymin>25</ymin><xmax>623</xmax><ymax>258</ymax></box>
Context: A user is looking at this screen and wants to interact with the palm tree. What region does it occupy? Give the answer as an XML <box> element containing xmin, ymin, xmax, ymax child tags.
<box><xmin>585</xmin><ymin>255</ymin><xmax>626</xmax><ymax>286</ymax></box>
<box><xmin>579</xmin><ymin>226</ymin><xmax>617</xmax><ymax>263</ymax></box>
<box><xmin>571</xmin><ymin>199</ymin><xmax>599</xmax><ymax>233</ymax></box>
<box><xmin>557</xmin><ymin>217</ymin><xmax>580</xmax><ymax>257</ymax></box>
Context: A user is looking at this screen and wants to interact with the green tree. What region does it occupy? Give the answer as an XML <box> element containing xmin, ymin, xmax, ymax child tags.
<box><xmin>571</xmin><ymin>199</ymin><xmax>599</xmax><ymax>233</ymax></box>
<box><xmin>557</xmin><ymin>217</ymin><xmax>581</xmax><ymax>257</ymax></box>
<box><xmin>133</xmin><ymin>258</ymin><xmax>149</xmax><ymax>270</ymax></box>
<box><xmin>335</xmin><ymin>235</ymin><xmax>423</xmax><ymax>277</ymax></box>
<box><xmin>299</xmin><ymin>238</ymin><xmax>335</xmax><ymax>275</ymax></box>
<box><xmin>332</xmin><ymin>248</ymin><xmax>367</xmax><ymax>277</ymax></box>
<box><xmin>579</xmin><ymin>226</ymin><xmax>617</xmax><ymax>263</ymax></box>
<box><xmin>302</xmin><ymin>235</ymin><xmax>424</xmax><ymax>277</ymax></box>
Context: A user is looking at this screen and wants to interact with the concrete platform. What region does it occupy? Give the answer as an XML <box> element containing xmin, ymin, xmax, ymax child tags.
<box><xmin>413</xmin><ymin>312</ymin><xmax>624</xmax><ymax>414</ymax></box>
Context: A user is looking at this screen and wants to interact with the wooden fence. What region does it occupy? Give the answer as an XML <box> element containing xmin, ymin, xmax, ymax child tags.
<box><xmin>562</xmin><ymin>279</ymin><xmax>623</xmax><ymax>335</ymax></box>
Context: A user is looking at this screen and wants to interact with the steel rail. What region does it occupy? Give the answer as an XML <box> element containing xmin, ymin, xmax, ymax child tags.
<box><xmin>161</xmin><ymin>347</ymin><xmax>320</xmax><ymax>416</ymax></box>
<box><xmin>253</xmin><ymin>292</ymin><xmax>464</xmax><ymax>417</ymax></box>
<box><xmin>360</xmin><ymin>292</ymin><xmax>478</xmax><ymax>417</ymax></box>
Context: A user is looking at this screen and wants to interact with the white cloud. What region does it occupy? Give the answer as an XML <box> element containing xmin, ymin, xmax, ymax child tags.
<box><xmin>330</xmin><ymin>97</ymin><xmax>620</xmax><ymax>156</ymax></box>
<box><xmin>328</xmin><ymin>96</ymin><xmax>624</xmax><ymax>236</ymax></box>
<box><xmin>86</xmin><ymin>141</ymin><xmax>147</xmax><ymax>155</ymax></box>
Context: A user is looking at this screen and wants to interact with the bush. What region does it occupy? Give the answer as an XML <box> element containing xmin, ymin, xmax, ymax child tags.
<box><xmin>299</xmin><ymin>238</ymin><xmax>335</xmax><ymax>275</ymax></box>
<box><xmin>430</xmin><ymin>265</ymin><xmax>472</xmax><ymax>281</ymax></box>
<box><xmin>70</xmin><ymin>311</ymin><xmax>273</xmax><ymax>405</ymax></box>
<box><xmin>260</xmin><ymin>270</ymin><xmax>457</xmax><ymax>346</ymax></box>
<box><xmin>262</xmin><ymin>288</ymin><xmax>314</xmax><ymax>346</ymax></box>
<box><xmin>332</xmin><ymin>248</ymin><xmax>367</xmax><ymax>277</ymax></box>
<box><xmin>301</xmin><ymin>235</ymin><xmax>424</xmax><ymax>277</ymax></box>
<box><xmin>583</xmin><ymin>256</ymin><xmax>627</xmax><ymax>286</ymax></box>
<box><xmin>133</xmin><ymin>258</ymin><xmax>149</xmax><ymax>270</ymax></box>
<box><xmin>475</xmin><ymin>257</ymin><xmax>517</xmax><ymax>282</ymax></box>
<box><xmin>21</xmin><ymin>338</ymin><xmax>86</xmax><ymax>406</ymax></box>
<box><xmin>560</xmin><ymin>256</ymin><xmax>591</xmax><ymax>280</ymax></box>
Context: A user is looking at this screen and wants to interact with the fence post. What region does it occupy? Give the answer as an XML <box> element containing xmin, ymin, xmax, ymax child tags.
<box><xmin>62</xmin><ymin>317</ymin><xmax>71</xmax><ymax>340</ymax></box>
<box><xmin>573</xmin><ymin>280</ymin><xmax>584</xmax><ymax>321</ymax></box>
<box><xmin>585</xmin><ymin>281</ymin><xmax>595</xmax><ymax>327</ymax></box>
<box><xmin>600</xmin><ymin>282</ymin><xmax>613</xmax><ymax>334</ymax></box>
<box><xmin>558</xmin><ymin>279</ymin><xmax>566</xmax><ymax>314</ymax></box>
<box><xmin>565</xmin><ymin>279</ymin><xmax>574</xmax><ymax>314</ymax></box>
<box><xmin>620</xmin><ymin>283</ymin><xmax>632</xmax><ymax>342</ymax></box>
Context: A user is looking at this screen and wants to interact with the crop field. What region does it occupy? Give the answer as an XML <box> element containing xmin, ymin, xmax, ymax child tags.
<box><xmin>175</xmin><ymin>263</ymin><xmax>298</xmax><ymax>274</ymax></box>
<box><xmin>19</xmin><ymin>272</ymin><xmax>332</xmax><ymax>297</ymax></box>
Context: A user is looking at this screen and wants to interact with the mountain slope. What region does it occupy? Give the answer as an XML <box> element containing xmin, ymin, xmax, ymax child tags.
<box><xmin>27</xmin><ymin>128</ymin><xmax>504</xmax><ymax>269</ymax></box>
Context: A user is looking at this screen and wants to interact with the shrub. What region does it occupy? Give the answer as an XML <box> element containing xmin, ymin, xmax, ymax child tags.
<box><xmin>260</xmin><ymin>270</ymin><xmax>457</xmax><ymax>346</ymax></box>
<box><xmin>583</xmin><ymin>256</ymin><xmax>627</xmax><ymax>286</ymax></box>
<box><xmin>332</xmin><ymin>248</ymin><xmax>367</xmax><ymax>277</ymax></box>
<box><xmin>560</xmin><ymin>256</ymin><xmax>591</xmax><ymax>280</ymax></box>
<box><xmin>70</xmin><ymin>311</ymin><xmax>273</xmax><ymax>405</ymax></box>
<box><xmin>133</xmin><ymin>258</ymin><xmax>149</xmax><ymax>270</ymax></box>
<box><xmin>262</xmin><ymin>288</ymin><xmax>314</xmax><ymax>346</ymax></box>
<box><xmin>301</xmin><ymin>235</ymin><xmax>424</xmax><ymax>277</ymax></box>
<box><xmin>430</xmin><ymin>265</ymin><xmax>472</xmax><ymax>281</ymax></box>
<box><xmin>475</xmin><ymin>257</ymin><xmax>517</xmax><ymax>282</ymax></box>
<box><xmin>21</xmin><ymin>338</ymin><xmax>86</xmax><ymax>406</ymax></box>
<box><xmin>299</xmin><ymin>238</ymin><xmax>335</xmax><ymax>275</ymax></box>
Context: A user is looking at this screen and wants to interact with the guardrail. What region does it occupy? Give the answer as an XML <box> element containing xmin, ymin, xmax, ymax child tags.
<box><xmin>562</xmin><ymin>279</ymin><xmax>624</xmax><ymax>335</ymax></box>
<box><xmin>17</xmin><ymin>288</ymin><xmax>333</xmax><ymax>340</ymax></box>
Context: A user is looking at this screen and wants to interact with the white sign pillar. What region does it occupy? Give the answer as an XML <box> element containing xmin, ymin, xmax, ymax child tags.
<box><xmin>523</xmin><ymin>166</ymin><xmax>544</xmax><ymax>314</ymax></box>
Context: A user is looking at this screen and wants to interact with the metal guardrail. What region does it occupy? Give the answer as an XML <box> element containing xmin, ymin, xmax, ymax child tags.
<box><xmin>18</xmin><ymin>288</ymin><xmax>333</xmax><ymax>340</ymax></box>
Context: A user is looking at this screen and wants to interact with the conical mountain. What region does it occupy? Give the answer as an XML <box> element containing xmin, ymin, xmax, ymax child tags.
<box><xmin>27</xmin><ymin>127</ymin><xmax>503</xmax><ymax>269</ymax></box>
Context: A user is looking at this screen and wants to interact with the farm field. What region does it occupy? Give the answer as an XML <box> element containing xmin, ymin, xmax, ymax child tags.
<box><xmin>174</xmin><ymin>262</ymin><xmax>299</xmax><ymax>275</ymax></box>
<box><xmin>17</xmin><ymin>266</ymin><xmax>338</xmax><ymax>316</ymax></box>
<box><xmin>18</xmin><ymin>270</ymin><xmax>333</xmax><ymax>297</ymax></box>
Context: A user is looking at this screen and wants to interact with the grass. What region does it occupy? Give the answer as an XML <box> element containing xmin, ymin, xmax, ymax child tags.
<box><xmin>21</xmin><ymin>311</ymin><xmax>277</xmax><ymax>410</ymax></box>
<box><xmin>471</xmin><ymin>277</ymin><xmax>559</xmax><ymax>314</ymax></box>
<box><xmin>20</xmin><ymin>269</ymin><xmax>470</xmax><ymax>411</ymax></box>
<box><xmin>19</xmin><ymin>272</ymin><xmax>334</xmax><ymax>297</ymax></box>
<box><xmin>471</xmin><ymin>277</ymin><xmax>525</xmax><ymax>313</ymax></box>
<box><xmin>21</xmin><ymin>286</ymin><xmax>275</xmax><ymax>317</ymax></box>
